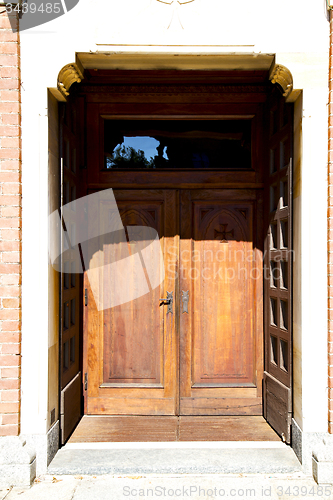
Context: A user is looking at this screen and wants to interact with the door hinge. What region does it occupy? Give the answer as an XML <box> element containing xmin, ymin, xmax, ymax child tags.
<box><xmin>84</xmin><ymin>373</ymin><xmax>88</xmax><ymax>391</ymax></box>
<box><xmin>85</xmin><ymin>289</ymin><xmax>88</xmax><ymax>306</ymax></box>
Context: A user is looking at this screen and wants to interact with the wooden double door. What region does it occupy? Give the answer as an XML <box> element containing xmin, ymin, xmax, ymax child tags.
<box><xmin>84</xmin><ymin>187</ymin><xmax>263</xmax><ymax>416</ymax></box>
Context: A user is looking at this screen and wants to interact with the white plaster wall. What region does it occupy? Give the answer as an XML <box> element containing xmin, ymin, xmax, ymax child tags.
<box><xmin>20</xmin><ymin>0</ymin><xmax>329</xmax><ymax>436</ymax></box>
<box><xmin>293</xmin><ymin>95</ymin><xmax>303</xmax><ymax>429</ymax></box>
<box><xmin>298</xmin><ymin>88</ymin><xmax>328</xmax><ymax>433</ymax></box>
<box><xmin>20</xmin><ymin>4</ymin><xmax>94</xmax><ymax>436</ymax></box>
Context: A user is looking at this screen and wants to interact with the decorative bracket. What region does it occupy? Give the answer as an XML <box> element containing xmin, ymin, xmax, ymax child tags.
<box><xmin>57</xmin><ymin>63</ymin><xmax>84</xmax><ymax>99</ymax></box>
<box><xmin>269</xmin><ymin>64</ymin><xmax>293</xmax><ymax>100</ymax></box>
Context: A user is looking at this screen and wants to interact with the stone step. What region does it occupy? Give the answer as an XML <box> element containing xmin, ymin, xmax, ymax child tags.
<box><xmin>48</xmin><ymin>442</ymin><xmax>301</xmax><ymax>475</ymax></box>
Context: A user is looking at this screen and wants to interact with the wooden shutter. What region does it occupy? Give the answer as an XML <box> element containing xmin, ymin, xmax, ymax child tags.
<box><xmin>264</xmin><ymin>88</ymin><xmax>293</xmax><ymax>443</ymax></box>
<box><xmin>59</xmin><ymin>96</ymin><xmax>84</xmax><ymax>444</ymax></box>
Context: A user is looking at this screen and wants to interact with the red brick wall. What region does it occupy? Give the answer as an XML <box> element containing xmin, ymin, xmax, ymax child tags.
<box><xmin>0</xmin><ymin>9</ymin><xmax>21</xmax><ymax>437</ymax></box>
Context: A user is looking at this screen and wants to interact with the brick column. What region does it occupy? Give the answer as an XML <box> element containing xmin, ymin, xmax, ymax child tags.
<box><xmin>0</xmin><ymin>8</ymin><xmax>21</xmax><ymax>438</ymax></box>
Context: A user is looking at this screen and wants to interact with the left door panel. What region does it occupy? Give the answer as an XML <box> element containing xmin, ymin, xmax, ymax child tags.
<box><xmin>60</xmin><ymin>98</ymin><xmax>84</xmax><ymax>443</ymax></box>
<box><xmin>84</xmin><ymin>189</ymin><xmax>178</xmax><ymax>415</ymax></box>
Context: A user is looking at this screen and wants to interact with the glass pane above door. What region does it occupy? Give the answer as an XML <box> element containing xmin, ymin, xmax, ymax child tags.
<box><xmin>104</xmin><ymin>120</ymin><xmax>252</xmax><ymax>170</ymax></box>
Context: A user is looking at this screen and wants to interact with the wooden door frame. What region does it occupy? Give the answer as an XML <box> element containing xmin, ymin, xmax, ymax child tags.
<box><xmin>59</xmin><ymin>73</ymin><xmax>293</xmax><ymax>440</ymax></box>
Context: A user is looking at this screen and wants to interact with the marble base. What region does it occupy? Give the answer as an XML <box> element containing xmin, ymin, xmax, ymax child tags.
<box><xmin>291</xmin><ymin>419</ymin><xmax>327</xmax><ymax>474</ymax></box>
<box><xmin>312</xmin><ymin>435</ymin><xmax>333</xmax><ymax>485</ymax></box>
<box><xmin>0</xmin><ymin>436</ymin><xmax>36</xmax><ymax>487</ymax></box>
<box><xmin>23</xmin><ymin>420</ymin><xmax>59</xmax><ymax>476</ymax></box>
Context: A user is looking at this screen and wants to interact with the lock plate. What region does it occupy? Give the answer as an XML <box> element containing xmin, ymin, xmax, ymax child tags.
<box><xmin>159</xmin><ymin>291</ymin><xmax>173</xmax><ymax>314</ymax></box>
<box><xmin>182</xmin><ymin>290</ymin><xmax>189</xmax><ymax>314</ymax></box>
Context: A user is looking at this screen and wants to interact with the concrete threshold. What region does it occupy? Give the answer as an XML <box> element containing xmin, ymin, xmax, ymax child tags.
<box><xmin>48</xmin><ymin>441</ymin><xmax>302</xmax><ymax>476</ymax></box>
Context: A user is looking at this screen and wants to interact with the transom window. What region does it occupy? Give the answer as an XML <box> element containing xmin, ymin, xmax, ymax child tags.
<box><xmin>104</xmin><ymin>120</ymin><xmax>252</xmax><ymax>170</ymax></box>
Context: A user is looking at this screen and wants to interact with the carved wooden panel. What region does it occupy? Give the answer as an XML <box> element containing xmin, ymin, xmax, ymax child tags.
<box><xmin>192</xmin><ymin>204</ymin><xmax>254</xmax><ymax>386</ymax></box>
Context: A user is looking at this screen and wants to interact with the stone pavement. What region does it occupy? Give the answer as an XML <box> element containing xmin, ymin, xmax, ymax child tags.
<box><xmin>1</xmin><ymin>472</ymin><xmax>333</xmax><ymax>500</ymax></box>
<box><xmin>1</xmin><ymin>443</ymin><xmax>332</xmax><ymax>499</ymax></box>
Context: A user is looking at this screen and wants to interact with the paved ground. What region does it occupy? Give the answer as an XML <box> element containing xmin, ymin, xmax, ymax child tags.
<box><xmin>1</xmin><ymin>473</ymin><xmax>333</xmax><ymax>500</ymax></box>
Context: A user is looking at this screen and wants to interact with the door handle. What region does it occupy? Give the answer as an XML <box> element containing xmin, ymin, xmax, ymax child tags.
<box><xmin>159</xmin><ymin>291</ymin><xmax>173</xmax><ymax>314</ymax></box>
<box><xmin>182</xmin><ymin>290</ymin><xmax>189</xmax><ymax>314</ymax></box>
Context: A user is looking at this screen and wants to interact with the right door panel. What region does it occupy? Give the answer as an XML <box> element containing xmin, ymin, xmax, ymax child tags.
<box><xmin>179</xmin><ymin>189</ymin><xmax>264</xmax><ymax>415</ymax></box>
<box><xmin>263</xmin><ymin>89</ymin><xmax>293</xmax><ymax>443</ymax></box>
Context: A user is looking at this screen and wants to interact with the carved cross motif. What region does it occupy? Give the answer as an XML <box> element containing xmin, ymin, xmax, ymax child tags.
<box><xmin>214</xmin><ymin>224</ymin><xmax>234</xmax><ymax>243</ymax></box>
<box><xmin>156</xmin><ymin>0</ymin><xmax>195</xmax><ymax>29</ymax></box>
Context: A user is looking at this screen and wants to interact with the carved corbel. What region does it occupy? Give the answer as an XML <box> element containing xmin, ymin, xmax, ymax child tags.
<box><xmin>269</xmin><ymin>64</ymin><xmax>293</xmax><ymax>99</ymax></box>
<box><xmin>57</xmin><ymin>63</ymin><xmax>84</xmax><ymax>99</ymax></box>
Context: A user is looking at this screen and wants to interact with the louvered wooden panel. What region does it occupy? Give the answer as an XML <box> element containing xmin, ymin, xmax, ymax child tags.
<box><xmin>60</xmin><ymin>96</ymin><xmax>84</xmax><ymax>444</ymax></box>
<box><xmin>263</xmin><ymin>88</ymin><xmax>293</xmax><ymax>443</ymax></box>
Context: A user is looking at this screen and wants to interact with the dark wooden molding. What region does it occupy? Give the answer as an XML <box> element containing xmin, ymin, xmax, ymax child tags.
<box><xmin>79</xmin><ymin>84</ymin><xmax>269</xmax><ymax>95</ymax></box>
